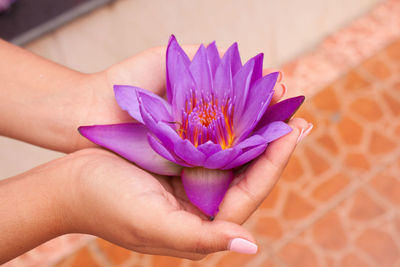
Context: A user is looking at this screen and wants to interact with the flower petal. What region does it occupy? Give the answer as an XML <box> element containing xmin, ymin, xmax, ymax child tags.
<box><xmin>232</xmin><ymin>57</ymin><xmax>255</xmax><ymax>126</ymax></box>
<box><xmin>166</xmin><ymin>35</ymin><xmax>191</xmax><ymax>103</ymax></box>
<box><xmin>255</xmin><ymin>96</ymin><xmax>305</xmax><ymax>131</ymax></box>
<box><xmin>197</xmin><ymin>140</ymin><xmax>222</xmax><ymax>157</ymax></box>
<box><xmin>223</xmin><ymin>143</ymin><xmax>267</xmax><ymax>170</ymax></box>
<box><xmin>147</xmin><ymin>134</ymin><xmax>192</xmax><ymax>167</ymax></box>
<box><xmin>222</xmin><ymin>42</ymin><xmax>242</xmax><ymax>76</ymax></box>
<box><xmin>236</xmin><ymin>134</ymin><xmax>267</xmax><ymax>149</ymax></box>
<box><xmin>235</xmin><ymin>72</ymin><xmax>278</xmax><ymax>141</ymax></box>
<box><xmin>137</xmin><ymin>91</ymin><xmax>173</xmax><ymax>123</ymax></box>
<box><xmin>190</xmin><ymin>44</ymin><xmax>213</xmax><ymax>98</ymax></box>
<box><xmin>250</xmin><ymin>53</ymin><xmax>264</xmax><ymax>86</ymax></box>
<box><xmin>206</xmin><ymin>41</ymin><xmax>220</xmax><ymax>76</ymax></box>
<box><xmin>255</xmin><ymin>121</ymin><xmax>292</xmax><ymax>143</ymax></box>
<box><xmin>203</xmin><ymin>147</ymin><xmax>242</xmax><ymax>169</ymax></box>
<box><xmin>114</xmin><ymin>85</ymin><xmax>171</xmax><ymax>124</ymax></box>
<box><xmin>182</xmin><ymin>167</ymin><xmax>233</xmax><ymax>216</ymax></box>
<box><xmin>78</xmin><ymin>123</ymin><xmax>181</xmax><ymax>176</ymax></box>
<box><xmin>174</xmin><ymin>139</ymin><xmax>206</xmax><ymax>166</ymax></box>
<box><xmin>171</xmin><ymin>54</ymin><xmax>197</xmax><ymax>120</ymax></box>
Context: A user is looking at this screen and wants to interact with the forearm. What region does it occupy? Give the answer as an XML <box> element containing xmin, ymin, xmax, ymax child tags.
<box><xmin>0</xmin><ymin>158</ymin><xmax>73</xmax><ymax>263</ymax></box>
<box><xmin>0</xmin><ymin>39</ymin><xmax>97</xmax><ymax>152</ymax></box>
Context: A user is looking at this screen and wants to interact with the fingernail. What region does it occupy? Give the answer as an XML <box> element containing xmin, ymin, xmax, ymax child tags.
<box><xmin>228</xmin><ymin>238</ymin><xmax>258</xmax><ymax>254</ymax></box>
<box><xmin>296</xmin><ymin>123</ymin><xmax>313</xmax><ymax>144</ymax></box>
<box><xmin>280</xmin><ymin>83</ymin><xmax>287</xmax><ymax>98</ymax></box>
<box><xmin>277</xmin><ymin>71</ymin><xmax>284</xmax><ymax>82</ymax></box>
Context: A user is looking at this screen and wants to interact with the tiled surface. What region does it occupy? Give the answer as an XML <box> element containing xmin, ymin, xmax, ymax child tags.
<box><xmin>52</xmin><ymin>33</ymin><xmax>400</xmax><ymax>267</ymax></box>
<box><xmin>3</xmin><ymin>0</ymin><xmax>400</xmax><ymax>266</ymax></box>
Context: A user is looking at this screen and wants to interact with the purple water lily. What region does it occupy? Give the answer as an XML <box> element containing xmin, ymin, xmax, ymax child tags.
<box><xmin>79</xmin><ymin>35</ymin><xmax>304</xmax><ymax>217</ymax></box>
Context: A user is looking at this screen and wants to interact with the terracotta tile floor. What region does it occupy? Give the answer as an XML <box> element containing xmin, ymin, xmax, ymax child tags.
<box><xmin>53</xmin><ymin>39</ymin><xmax>400</xmax><ymax>267</ymax></box>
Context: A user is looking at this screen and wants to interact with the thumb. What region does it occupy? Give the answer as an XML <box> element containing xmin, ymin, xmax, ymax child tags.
<box><xmin>159</xmin><ymin>210</ymin><xmax>258</xmax><ymax>255</ymax></box>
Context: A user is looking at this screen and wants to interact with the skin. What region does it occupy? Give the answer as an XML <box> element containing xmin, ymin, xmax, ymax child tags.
<box><xmin>0</xmin><ymin>39</ymin><xmax>310</xmax><ymax>263</ymax></box>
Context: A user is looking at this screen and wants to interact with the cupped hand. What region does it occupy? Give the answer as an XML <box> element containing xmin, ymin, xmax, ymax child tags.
<box><xmin>63</xmin><ymin>148</ymin><xmax>255</xmax><ymax>260</ymax></box>
<box><xmin>73</xmin><ymin>44</ymin><xmax>307</xmax><ymax>232</ymax></box>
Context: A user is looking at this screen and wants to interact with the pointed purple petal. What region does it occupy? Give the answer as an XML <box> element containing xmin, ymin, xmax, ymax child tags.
<box><xmin>171</xmin><ymin>54</ymin><xmax>196</xmax><ymax>120</ymax></box>
<box><xmin>182</xmin><ymin>167</ymin><xmax>233</xmax><ymax>216</ymax></box>
<box><xmin>255</xmin><ymin>121</ymin><xmax>292</xmax><ymax>143</ymax></box>
<box><xmin>166</xmin><ymin>35</ymin><xmax>191</xmax><ymax>103</ymax></box>
<box><xmin>223</xmin><ymin>143</ymin><xmax>267</xmax><ymax>170</ymax></box>
<box><xmin>197</xmin><ymin>141</ymin><xmax>222</xmax><ymax>157</ymax></box>
<box><xmin>78</xmin><ymin>123</ymin><xmax>181</xmax><ymax>176</ymax></box>
<box><xmin>147</xmin><ymin>134</ymin><xmax>192</xmax><ymax>167</ymax></box>
<box><xmin>139</xmin><ymin>102</ymin><xmax>181</xmax><ymax>152</ymax></box>
<box><xmin>190</xmin><ymin>44</ymin><xmax>213</xmax><ymax>98</ymax></box>
<box><xmin>236</xmin><ymin>134</ymin><xmax>266</xmax><ymax>149</ymax></box>
<box><xmin>203</xmin><ymin>147</ymin><xmax>242</xmax><ymax>169</ymax></box>
<box><xmin>213</xmin><ymin>55</ymin><xmax>233</xmax><ymax>103</ymax></box>
<box><xmin>206</xmin><ymin>41</ymin><xmax>220</xmax><ymax>76</ymax></box>
<box><xmin>250</xmin><ymin>53</ymin><xmax>264</xmax><ymax>86</ymax></box>
<box><xmin>137</xmin><ymin>91</ymin><xmax>173</xmax><ymax>123</ymax></box>
<box><xmin>236</xmin><ymin>72</ymin><xmax>279</xmax><ymax>141</ymax></box>
<box><xmin>174</xmin><ymin>139</ymin><xmax>206</xmax><ymax>166</ymax></box>
<box><xmin>255</xmin><ymin>96</ymin><xmax>305</xmax><ymax>131</ymax></box>
<box><xmin>232</xmin><ymin>57</ymin><xmax>255</xmax><ymax>126</ymax></box>
<box><xmin>114</xmin><ymin>85</ymin><xmax>171</xmax><ymax>124</ymax></box>
<box><xmin>222</xmin><ymin>42</ymin><xmax>242</xmax><ymax>76</ymax></box>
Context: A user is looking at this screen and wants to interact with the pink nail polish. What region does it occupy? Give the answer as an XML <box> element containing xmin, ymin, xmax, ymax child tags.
<box><xmin>297</xmin><ymin>123</ymin><xmax>313</xmax><ymax>144</ymax></box>
<box><xmin>228</xmin><ymin>238</ymin><xmax>258</xmax><ymax>254</ymax></box>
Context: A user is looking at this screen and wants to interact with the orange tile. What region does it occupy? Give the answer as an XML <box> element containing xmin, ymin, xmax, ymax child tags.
<box><xmin>151</xmin><ymin>255</ymin><xmax>182</xmax><ymax>267</ymax></box>
<box><xmin>382</xmin><ymin>91</ymin><xmax>400</xmax><ymax>116</ymax></box>
<box><xmin>312</xmin><ymin>173</ymin><xmax>350</xmax><ymax>202</ymax></box>
<box><xmin>96</xmin><ymin>238</ymin><xmax>132</xmax><ymax>265</ymax></box>
<box><xmin>304</xmin><ymin>146</ymin><xmax>330</xmax><ymax>176</ymax></box>
<box><xmin>348</xmin><ymin>191</ymin><xmax>385</xmax><ymax>221</ymax></box>
<box><xmin>216</xmin><ymin>251</ymin><xmax>258</xmax><ymax>267</ymax></box>
<box><xmin>312</xmin><ymin>211</ymin><xmax>347</xmax><ymax>250</ymax></box>
<box><xmin>281</xmin><ymin>155</ymin><xmax>304</xmax><ymax>182</ymax></box>
<box><xmin>316</xmin><ymin>134</ymin><xmax>339</xmax><ymax>155</ymax></box>
<box><xmin>350</xmin><ymin>97</ymin><xmax>383</xmax><ymax>121</ymax></box>
<box><xmin>312</xmin><ymin>86</ymin><xmax>340</xmax><ymax>112</ymax></box>
<box><xmin>361</xmin><ymin>57</ymin><xmax>392</xmax><ymax>80</ymax></box>
<box><xmin>56</xmin><ymin>247</ymin><xmax>101</xmax><ymax>267</ymax></box>
<box><xmin>368</xmin><ymin>131</ymin><xmax>396</xmax><ymax>154</ymax></box>
<box><xmin>337</xmin><ymin>116</ymin><xmax>363</xmax><ymax>145</ymax></box>
<box><xmin>278</xmin><ymin>242</ymin><xmax>318</xmax><ymax>267</ymax></box>
<box><xmin>343</xmin><ymin>70</ymin><xmax>371</xmax><ymax>92</ymax></box>
<box><xmin>259</xmin><ymin>184</ymin><xmax>280</xmax><ymax>210</ymax></box>
<box><xmin>340</xmin><ymin>253</ymin><xmax>369</xmax><ymax>267</ymax></box>
<box><xmin>282</xmin><ymin>191</ymin><xmax>315</xmax><ymax>220</ymax></box>
<box><xmin>356</xmin><ymin>229</ymin><xmax>400</xmax><ymax>267</ymax></box>
<box><xmin>343</xmin><ymin>153</ymin><xmax>370</xmax><ymax>171</ymax></box>
<box><xmin>254</xmin><ymin>216</ymin><xmax>283</xmax><ymax>240</ymax></box>
<box><xmin>369</xmin><ymin>172</ymin><xmax>400</xmax><ymax>205</ymax></box>
<box><xmin>385</xmin><ymin>40</ymin><xmax>400</xmax><ymax>61</ymax></box>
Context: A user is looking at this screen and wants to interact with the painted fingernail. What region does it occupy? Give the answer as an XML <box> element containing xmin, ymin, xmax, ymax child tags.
<box><xmin>296</xmin><ymin>123</ymin><xmax>313</xmax><ymax>144</ymax></box>
<box><xmin>228</xmin><ymin>238</ymin><xmax>258</xmax><ymax>254</ymax></box>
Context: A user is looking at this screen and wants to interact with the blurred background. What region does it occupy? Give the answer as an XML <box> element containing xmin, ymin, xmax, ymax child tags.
<box><xmin>2</xmin><ymin>0</ymin><xmax>400</xmax><ymax>266</ymax></box>
<box><xmin>0</xmin><ymin>0</ymin><xmax>381</xmax><ymax>179</ymax></box>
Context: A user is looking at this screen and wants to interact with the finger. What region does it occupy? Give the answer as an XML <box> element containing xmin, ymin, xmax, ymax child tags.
<box><xmin>153</xmin><ymin>209</ymin><xmax>258</xmax><ymax>255</ymax></box>
<box><xmin>216</xmin><ymin>118</ymin><xmax>312</xmax><ymax>224</ymax></box>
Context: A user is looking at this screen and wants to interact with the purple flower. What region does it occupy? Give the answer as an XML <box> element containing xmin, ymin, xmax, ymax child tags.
<box><xmin>79</xmin><ymin>36</ymin><xmax>304</xmax><ymax>217</ymax></box>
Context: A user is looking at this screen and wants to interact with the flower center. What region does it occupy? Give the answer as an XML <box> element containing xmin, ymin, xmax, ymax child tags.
<box><xmin>178</xmin><ymin>94</ymin><xmax>234</xmax><ymax>149</ymax></box>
